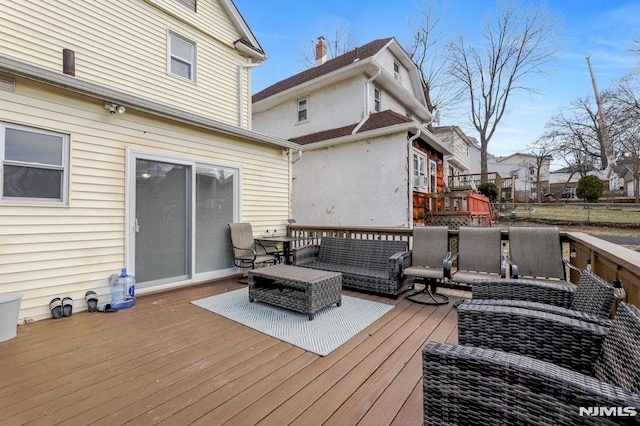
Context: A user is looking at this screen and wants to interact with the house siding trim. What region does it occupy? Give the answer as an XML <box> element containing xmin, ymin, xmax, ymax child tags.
<box><xmin>0</xmin><ymin>55</ymin><xmax>300</xmax><ymax>150</ymax></box>
<box><xmin>297</xmin><ymin>122</ymin><xmax>452</xmax><ymax>155</ymax></box>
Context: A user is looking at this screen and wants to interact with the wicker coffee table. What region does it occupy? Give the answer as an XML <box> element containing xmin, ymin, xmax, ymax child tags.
<box><xmin>248</xmin><ymin>265</ymin><xmax>342</xmax><ymax>320</ymax></box>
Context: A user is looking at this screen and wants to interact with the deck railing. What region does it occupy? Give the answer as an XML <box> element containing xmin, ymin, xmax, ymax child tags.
<box><xmin>287</xmin><ymin>224</ymin><xmax>639</xmax><ymax>308</ymax></box>
<box><xmin>449</xmin><ymin>172</ymin><xmax>515</xmax><ymax>202</ymax></box>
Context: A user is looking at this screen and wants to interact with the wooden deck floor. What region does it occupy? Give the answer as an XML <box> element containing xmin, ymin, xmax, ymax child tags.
<box><xmin>0</xmin><ymin>279</ymin><xmax>467</xmax><ymax>426</ymax></box>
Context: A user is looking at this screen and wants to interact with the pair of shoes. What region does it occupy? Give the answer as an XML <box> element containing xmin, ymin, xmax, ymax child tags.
<box><xmin>50</xmin><ymin>297</ymin><xmax>73</xmax><ymax>319</ymax></box>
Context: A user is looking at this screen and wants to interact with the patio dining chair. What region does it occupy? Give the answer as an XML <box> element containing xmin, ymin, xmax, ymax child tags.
<box><xmin>404</xmin><ymin>226</ymin><xmax>452</xmax><ymax>305</ymax></box>
<box><xmin>449</xmin><ymin>226</ymin><xmax>506</xmax><ymax>286</ymax></box>
<box><xmin>506</xmin><ymin>225</ymin><xmax>569</xmax><ymax>282</ymax></box>
<box><xmin>228</xmin><ymin>223</ymin><xmax>278</xmax><ymax>283</ymax></box>
<box><xmin>423</xmin><ymin>302</ymin><xmax>640</xmax><ymax>425</ymax></box>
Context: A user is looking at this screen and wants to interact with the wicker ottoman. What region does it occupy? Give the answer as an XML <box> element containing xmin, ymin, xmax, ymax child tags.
<box><xmin>248</xmin><ymin>265</ymin><xmax>342</xmax><ymax>320</ymax></box>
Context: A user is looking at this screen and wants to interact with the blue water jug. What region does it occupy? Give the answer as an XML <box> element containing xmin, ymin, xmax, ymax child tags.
<box><xmin>110</xmin><ymin>268</ymin><xmax>136</xmax><ymax>310</ymax></box>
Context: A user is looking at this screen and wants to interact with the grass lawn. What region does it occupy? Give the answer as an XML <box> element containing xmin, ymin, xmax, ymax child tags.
<box><xmin>506</xmin><ymin>203</ymin><xmax>640</xmax><ymax>225</ymax></box>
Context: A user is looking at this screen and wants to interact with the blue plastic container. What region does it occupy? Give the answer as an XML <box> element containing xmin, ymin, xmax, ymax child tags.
<box><xmin>110</xmin><ymin>268</ymin><xmax>136</xmax><ymax>310</ymax></box>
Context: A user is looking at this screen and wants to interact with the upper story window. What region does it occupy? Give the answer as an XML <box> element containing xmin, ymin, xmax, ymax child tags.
<box><xmin>1</xmin><ymin>123</ymin><xmax>69</xmax><ymax>204</ymax></box>
<box><xmin>374</xmin><ymin>87</ymin><xmax>381</xmax><ymax>112</ymax></box>
<box><xmin>175</xmin><ymin>0</ymin><xmax>196</xmax><ymax>11</ymax></box>
<box><xmin>297</xmin><ymin>99</ymin><xmax>308</xmax><ymax>122</ymax></box>
<box><xmin>413</xmin><ymin>150</ymin><xmax>427</xmax><ymax>190</ymax></box>
<box><xmin>168</xmin><ymin>31</ymin><xmax>197</xmax><ymax>82</ymax></box>
<box><xmin>393</xmin><ymin>62</ymin><xmax>402</xmax><ymax>82</ymax></box>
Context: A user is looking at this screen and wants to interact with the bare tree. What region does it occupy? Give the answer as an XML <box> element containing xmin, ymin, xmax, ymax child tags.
<box><xmin>405</xmin><ymin>0</ymin><xmax>464</xmax><ymax>125</ymax></box>
<box><xmin>545</xmin><ymin>95</ymin><xmax>619</xmax><ymax>169</ymax></box>
<box><xmin>609</xmin><ymin>75</ymin><xmax>640</xmax><ymax>201</ymax></box>
<box><xmin>297</xmin><ymin>18</ymin><xmax>357</xmax><ymax>69</ymax></box>
<box><xmin>525</xmin><ymin>137</ymin><xmax>554</xmax><ymax>202</ymax></box>
<box><xmin>448</xmin><ymin>1</ymin><xmax>561</xmax><ymax>180</ymax></box>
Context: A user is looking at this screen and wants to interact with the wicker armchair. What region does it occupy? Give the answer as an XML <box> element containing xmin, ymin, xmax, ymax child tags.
<box><xmin>423</xmin><ymin>302</ymin><xmax>640</xmax><ymax>425</ymax></box>
<box><xmin>465</xmin><ymin>269</ymin><xmax>616</xmax><ymax>327</ymax></box>
<box><xmin>458</xmin><ymin>302</ymin><xmax>610</xmax><ymax>373</ymax></box>
<box><xmin>228</xmin><ymin>223</ymin><xmax>278</xmax><ymax>283</ymax></box>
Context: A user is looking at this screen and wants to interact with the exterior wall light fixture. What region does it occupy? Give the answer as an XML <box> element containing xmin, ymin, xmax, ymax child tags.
<box><xmin>104</xmin><ymin>102</ymin><xmax>126</xmax><ymax>118</ymax></box>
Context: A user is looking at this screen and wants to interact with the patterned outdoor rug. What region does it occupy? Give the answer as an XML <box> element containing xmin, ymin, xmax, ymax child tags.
<box><xmin>191</xmin><ymin>288</ymin><xmax>394</xmax><ymax>356</ymax></box>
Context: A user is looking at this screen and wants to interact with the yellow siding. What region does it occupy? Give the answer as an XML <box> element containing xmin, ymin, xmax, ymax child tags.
<box><xmin>0</xmin><ymin>78</ymin><xmax>289</xmax><ymax>322</ymax></box>
<box><xmin>0</xmin><ymin>0</ymin><xmax>254</xmax><ymax>127</ymax></box>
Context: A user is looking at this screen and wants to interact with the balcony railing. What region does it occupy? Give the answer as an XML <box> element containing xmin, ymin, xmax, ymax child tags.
<box><xmin>287</xmin><ymin>224</ymin><xmax>639</xmax><ymax>308</ymax></box>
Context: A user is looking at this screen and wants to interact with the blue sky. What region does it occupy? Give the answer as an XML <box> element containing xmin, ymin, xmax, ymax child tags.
<box><xmin>234</xmin><ymin>1</ymin><xmax>640</xmax><ymax>163</ymax></box>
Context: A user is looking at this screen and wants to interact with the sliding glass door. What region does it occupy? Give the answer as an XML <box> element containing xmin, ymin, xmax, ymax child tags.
<box><xmin>195</xmin><ymin>165</ymin><xmax>235</xmax><ymax>273</ymax></box>
<box><xmin>130</xmin><ymin>150</ymin><xmax>239</xmax><ymax>289</ymax></box>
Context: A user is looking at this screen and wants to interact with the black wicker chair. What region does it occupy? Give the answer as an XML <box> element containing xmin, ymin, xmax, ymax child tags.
<box><xmin>463</xmin><ymin>269</ymin><xmax>616</xmax><ymax>327</ymax></box>
<box><xmin>423</xmin><ymin>302</ymin><xmax>640</xmax><ymax>425</ymax></box>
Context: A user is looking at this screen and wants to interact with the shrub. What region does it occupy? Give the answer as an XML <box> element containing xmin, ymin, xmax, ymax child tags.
<box><xmin>576</xmin><ymin>175</ymin><xmax>603</xmax><ymax>203</ymax></box>
<box><xmin>477</xmin><ymin>182</ymin><xmax>499</xmax><ymax>202</ymax></box>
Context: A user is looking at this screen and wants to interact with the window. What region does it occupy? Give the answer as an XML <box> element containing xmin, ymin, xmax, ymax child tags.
<box><xmin>175</xmin><ymin>0</ymin><xmax>196</xmax><ymax>11</ymax></box>
<box><xmin>413</xmin><ymin>151</ymin><xmax>427</xmax><ymax>190</ymax></box>
<box><xmin>374</xmin><ymin>87</ymin><xmax>381</xmax><ymax>112</ymax></box>
<box><xmin>393</xmin><ymin>62</ymin><xmax>402</xmax><ymax>82</ymax></box>
<box><xmin>297</xmin><ymin>99</ymin><xmax>308</xmax><ymax>122</ymax></box>
<box><xmin>168</xmin><ymin>32</ymin><xmax>196</xmax><ymax>81</ymax></box>
<box><xmin>429</xmin><ymin>160</ymin><xmax>437</xmax><ymax>193</ymax></box>
<box><xmin>1</xmin><ymin>123</ymin><xmax>69</xmax><ymax>203</ymax></box>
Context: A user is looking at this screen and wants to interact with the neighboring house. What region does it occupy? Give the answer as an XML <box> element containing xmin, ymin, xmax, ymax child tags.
<box><xmin>432</xmin><ymin>126</ymin><xmax>472</xmax><ymax>183</ymax></box>
<box><xmin>467</xmin><ymin>141</ymin><xmax>551</xmax><ymax>201</ymax></box>
<box><xmin>0</xmin><ymin>0</ymin><xmax>299</xmax><ymax>322</ymax></box>
<box><xmin>607</xmin><ymin>162</ymin><xmax>640</xmax><ymax>197</ymax></box>
<box><xmin>252</xmin><ymin>37</ymin><xmax>455</xmax><ymax>227</ymax></box>
<box><xmin>549</xmin><ymin>165</ymin><xmax>607</xmax><ymax>198</ymax></box>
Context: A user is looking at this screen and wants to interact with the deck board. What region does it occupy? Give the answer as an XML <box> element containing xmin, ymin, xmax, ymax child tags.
<box><xmin>0</xmin><ymin>279</ymin><xmax>465</xmax><ymax>425</ymax></box>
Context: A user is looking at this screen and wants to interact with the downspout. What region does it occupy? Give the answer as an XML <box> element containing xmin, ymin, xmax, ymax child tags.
<box><xmin>289</xmin><ymin>149</ymin><xmax>303</xmax><ymax>222</ymax></box>
<box><xmin>352</xmin><ymin>67</ymin><xmax>382</xmax><ymax>135</ymax></box>
<box><xmin>238</xmin><ymin>61</ymin><xmax>262</xmax><ymax>128</ymax></box>
<box><xmin>408</xmin><ymin>128</ymin><xmax>422</xmax><ymax>228</ymax></box>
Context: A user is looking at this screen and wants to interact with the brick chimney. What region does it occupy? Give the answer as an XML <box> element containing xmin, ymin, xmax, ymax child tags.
<box><xmin>315</xmin><ymin>36</ymin><xmax>327</xmax><ymax>66</ymax></box>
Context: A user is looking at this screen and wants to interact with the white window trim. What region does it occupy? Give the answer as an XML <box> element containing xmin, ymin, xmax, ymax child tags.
<box><xmin>429</xmin><ymin>159</ymin><xmax>437</xmax><ymax>193</ymax></box>
<box><xmin>412</xmin><ymin>150</ymin><xmax>427</xmax><ymax>191</ymax></box>
<box><xmin>0</xmin><ymin>122</ymin><xmax>69</xmax><ymax>205</ymax></box>
<box><xmin>125</xmin><ymin>147</ymin><xmax>242</xmax><ymax>289</ymax></box>
<box><xmin>296</xmin><ymin>98</ymin><xmax>309</xmax><ymax>123</ymax></box>
<box><xmin>168</xmin><ymin>31</ymin><xmax>197</xmax><ymax>83</ymax></box>
<box><xmin>374</xmin><ymin>87</ymin><xmax>381</xmax><ymax>112</ymax></box>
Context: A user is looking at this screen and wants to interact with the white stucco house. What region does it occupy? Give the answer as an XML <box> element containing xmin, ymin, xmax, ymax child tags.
<box><xmin>0</xmin><ymin>0</ymin><xmax>300</xmax><ymax>322</ymax></box>
<box><xmin>253</xmin><ymin>37</ymin><xmax>469</xmax><ymax>227</ymax></box>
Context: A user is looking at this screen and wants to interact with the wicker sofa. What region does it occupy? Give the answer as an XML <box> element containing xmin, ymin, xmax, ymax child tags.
<box><xmin>292</xmin><ymin>237</ymin><xmax>412</xmax><ymax>297</ymax></box>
